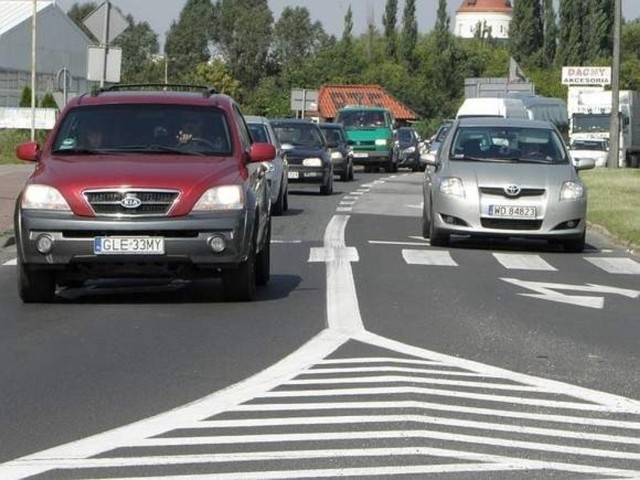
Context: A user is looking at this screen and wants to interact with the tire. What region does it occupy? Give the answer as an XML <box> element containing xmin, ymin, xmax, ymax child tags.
<box><xmin>422</xmin><ymin>202</ymin><xmax>430</xmax><ymax>239</ymax></box>
<box><xmin>562</xmin><ymin>230</ymin><xmax>586</xmax><ymax>253</ymax></box>
<box><xmin>348</xmin><ymin>161</ymin><xmax>354</xmax><ymax>181</ymax></box>
<box><xmin>320</xmin><ymin>175</ymin><xmax>333</xmax><ymax>195</ymax></box>
<box><xmin>429</xmin><ymin>203</ymin><xmax>449</xmax><ymax>247</ymax></box>
<box><xmin>283</xmin><ymin>187</ymin><xmax>289</xmax><ymax>212</ymax></box>
<box><xmin>272</xmin><ymin>182</ymin><xmax>284</xmax><ymax>216</ymax></box>
<box><xmin>222</xmin><ymin>238</ymin><xmax>256</xmax><ymax>301</ymax></box>
<box><xmin>256</xmin><ymin>219</ymin><xmax>271</xmax><ymax>286</ymax></box>
<box><xmin>18</xmin><ymin>259</ymin><xmax>56</xmax><ymax>303</ymax></box>
<box><xmin>340</xmin><ymin>167</ymin><xmax>348</xmax><ymax>182</ymax></box>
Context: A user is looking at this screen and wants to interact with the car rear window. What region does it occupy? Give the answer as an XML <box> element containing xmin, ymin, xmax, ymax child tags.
<box><xmin>247</xmin><ymin>123</ymin><xmax>269</xmax><ymax>144</ymax></box>
<box><xmin>272</xmin><ymin>124</ymin><xmax>324</xmax><ymax>148</ymax></box>
<box><xmin>51</xmin><ymin>104</ymin><xmax>233</xmax><ymax>156</ymax></box>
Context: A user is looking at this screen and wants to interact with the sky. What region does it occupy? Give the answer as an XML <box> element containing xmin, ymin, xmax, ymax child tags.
<box><xmin>53</xmin><ymin>0</ymin><xmax>640</xmax><ymax>49</ymax></box>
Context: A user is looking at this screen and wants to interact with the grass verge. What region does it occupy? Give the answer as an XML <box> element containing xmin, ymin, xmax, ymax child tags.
<box><xmin>582</xmin><ymin>168</ymin><xmax>640</xmax><ymax>250</ymax></box>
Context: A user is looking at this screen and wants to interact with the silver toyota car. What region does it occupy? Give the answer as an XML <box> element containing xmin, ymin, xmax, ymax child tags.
<box><xmin>421</xmin><ymin>117</ymin><xmax>595</xmax><ymax>252</ymax></box>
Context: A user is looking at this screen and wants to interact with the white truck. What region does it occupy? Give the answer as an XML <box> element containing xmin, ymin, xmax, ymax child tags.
<box><xmin>567</xmin><ymin>87</ymin><xmax>640</xmax><ymax>167</ymax></box>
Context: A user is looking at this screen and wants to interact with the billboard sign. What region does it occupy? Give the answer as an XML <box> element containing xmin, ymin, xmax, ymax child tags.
<box><xmin>562</xmin><ymin>66</ymin><xmax>611</xmax><ymax>86</ymax></box>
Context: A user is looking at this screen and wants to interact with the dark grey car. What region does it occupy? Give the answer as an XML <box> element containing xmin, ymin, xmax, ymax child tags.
<box><xmin>319</xmin><ymin>123</ymin><xmax>354</xmax><ymax>182</ymax></box>
<box><xmin>270</xmin><ymin>119</ymin><xmax>334</xmax><ymax>195</ymax></box>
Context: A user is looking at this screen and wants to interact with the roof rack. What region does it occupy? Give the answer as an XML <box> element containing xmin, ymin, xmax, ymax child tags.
<box><xmin>92</xmin><ymin>84</ymin><xmax>218</xmax><ymax>97</ymax></box>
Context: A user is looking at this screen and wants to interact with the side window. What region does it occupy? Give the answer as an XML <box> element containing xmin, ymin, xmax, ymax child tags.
<box><xmin>233</xmin><ymin>105</ymin><xmax>252</xmax><ymax>150</ymax></box>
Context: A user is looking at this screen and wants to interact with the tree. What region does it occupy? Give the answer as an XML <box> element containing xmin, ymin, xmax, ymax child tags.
<box><xmin>19</xmin><ymin>86</ymin><xmax>36</xmax><ymax>107</ymax></box>
<box><xmin>67</xmin><ymin>2</ymin><xmax>99</xmax><ymax>42</ymax></box>
<box><xmin>400</xmin><ymin>0</ymin><xmax>417</xmax><ymax>66</ymax></box>
<box><xmin>542</xmin><ymin>0</ymin><xmax>557</xmax><ymax>66</ymax></box>
<box><xmin>509</xmin><ymin>0</ymin><xmax>543</xmax><ymax>64</ymax></box>
<box><xmin>114</xmin><ymin>16</ymin><xmax>160</xmax><ymax>83</ymax></box>
<box><xmin>214</xmin><ymin>0</ymin><xmax>273</xmax><ymax>91</ymax></box>
<box><xmin>342</xmin><ymin>5</ymin><xmax>354</xmax><ymax>48</ymax></box>
<box><xmin>40</xmin><ymin>93</ymin><xmax>58</xmax><ymax>108</ymax></box>
<box><xmin>272</xmin><ymin>7</ymin><xmax>323</xmax><ymax>70</ymax></box>
<box><xmin>164</xmin><ymin>0</ymin><xmax>215</xmax><ymax>81</ymax></box>
<box><xmin>382</xmin><ymin>0</ymin><xmax>398</xmax><ymax>59</ymax></box>
<box><xmin>556</xmin><ymin>0</ymin><xmax>585</xmax><ymax>65</ymax></box>
<box><xmin>584</xmin><ymin>0</ymin><xmax>614</xmax><ymax>62</ymax></box>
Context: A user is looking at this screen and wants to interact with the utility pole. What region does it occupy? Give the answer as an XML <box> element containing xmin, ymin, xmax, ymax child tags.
<box><xmin>608</xmin><ymin>0</ymin><xmax>621</xmax><ymax>168</ymax></box>
<box><xmin>30</xmin><ymin>0</ymin><xmax>37</xmax><ymax>141</ymax></box>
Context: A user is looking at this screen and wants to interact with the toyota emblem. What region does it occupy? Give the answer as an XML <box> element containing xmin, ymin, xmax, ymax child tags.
<box><xmin>120</xmin><ymin>193</ymin><xmax>142</xmax><ymax>209</ymax></box>
<box><xmin>504</xmin><ymin>185</ymin><xmax>521</xmax><ymax>197</ymax></box>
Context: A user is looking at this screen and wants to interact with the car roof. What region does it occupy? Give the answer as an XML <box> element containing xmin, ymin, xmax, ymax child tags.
<box><xmin>338</xmin><ymin>105</ymin><xmax>390</xmax><ymax>111</ymax></box>
<box><xmin>456</xmin><ymin>117</ymin><xmax>554</xmax><ymax>129</ymax></box>
<box><xmin>244</xmin><ymin>115</ymin><xmax>269</xmax><ymax>124</ymax></box>
<box><xmin>270</xmin><ymin>118</ymin><xmax>318</xmax><ymax>125</ymax></box>
<box><xmin>67</xmin><ymin>85</ymin><xmax>232</xmax><ymax>109</ymax></box>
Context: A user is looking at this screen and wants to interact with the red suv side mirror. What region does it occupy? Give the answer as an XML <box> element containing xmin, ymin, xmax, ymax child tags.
<box><xmin>248</xmin><ymin>142</ymin><xmax>276</xmax><ymax>162</ymax></box>
<box><xmin>16</xmin><ymin>142</ymin><xmax>39</xmax><ymax>162</ymax></box>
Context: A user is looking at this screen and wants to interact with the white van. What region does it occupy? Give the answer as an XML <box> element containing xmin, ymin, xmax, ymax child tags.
<box><xmin>456</xmin><ymin>97</ymin><xmax>529</xmax><ymax>119</ymax></box>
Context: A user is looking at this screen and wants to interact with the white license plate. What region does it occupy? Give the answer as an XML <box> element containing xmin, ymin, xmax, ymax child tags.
<box><xmin>488</xmin><ymin>205</ymin><xmax>537</xmax><ymax>218</ymax></box>
<box><xmin>94</xmin><ymin>236</ymin><xmax>165</xmax><ymax>255</ymax></box>
<box><xmin>353</xmin><ymin>152</ymin><xmax>369</xmax><ymax>158</ymax></box>
<box><xmin>288</xmin><ymin>171</ymin><xmax>299</xmax><ymax>179</ymax></box>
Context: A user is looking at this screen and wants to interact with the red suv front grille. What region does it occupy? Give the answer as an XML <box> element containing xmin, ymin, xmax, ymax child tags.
<box><xmin>84</xmin><ymin>190</ymin><xmax>179</xmax><ymax>216</ymax></box>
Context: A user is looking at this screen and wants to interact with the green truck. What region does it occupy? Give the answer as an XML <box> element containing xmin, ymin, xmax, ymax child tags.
<box><xmin>335</xmin><ymin>105</ymin><xmax>397</xmax><ymax>172</ymax></box>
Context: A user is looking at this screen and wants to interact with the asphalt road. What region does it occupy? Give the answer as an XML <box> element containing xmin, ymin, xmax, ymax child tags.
<box><xmin>1</xmin><ymin>171</ymin><xmax>640</xmax><ymax>479</ymax></box>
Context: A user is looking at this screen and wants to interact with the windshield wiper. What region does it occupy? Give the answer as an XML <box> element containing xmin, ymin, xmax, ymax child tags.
<box><xmin>109</xmin><ymin>145</ymin><xmax>205</xmax><ymax>156</ymax></box>
<box><xmin>52</xmin><ymin>148</ymin><xmax>105</xmax><ymax>155</ymax></box>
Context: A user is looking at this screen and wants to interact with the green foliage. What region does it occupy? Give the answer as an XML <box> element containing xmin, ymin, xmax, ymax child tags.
<box><xmin>542</xmin><ymin>0</ymin><xmax>557</xmax><ymax>65</ymax></box>
<box><xmin>0</xmin><ymin>129</ymin><xmax>48</xmax><ymax>164</ymax></box>
<box><xmin>184</xmin><ymin>61</ymin><xmax>241</xmax><ymax>98</ymax></box>
<box><xmin>40</xmin><ymin>93</ymin><xmax>58</xmax><ymax>109</ymax></box>
<box><xmin>342</xmin><ymin>6</ymin><xmax>353</xmax><ymax>47</ymax></box>
<box><xmin>165</xmin><ymin>0</ymin><xmax>215</xmax><ymax>81</ymax></box>
<box><xmin>19</xmin><ymin>87</ymin><xmax>36</xmax><ymax>107</ymax></box>
<box><xmin>214</xmin><ymin>0</ymin><xmax>273</xmax><ymax>92</ymax></box>
<box><xmin>400</xmin><ymin>0</ymin><xmax>417</xmax><ymax>66</ymax></box>
<box><xmin>557</xmin><ymin>0</ymin><xmax>585</xmax><ymax>65</ymax></box>
<box><xmin>382</xmin><ymin>0</ymin><xmax>398</xmax><ymax>59</ymax></box>
<box><xmin>114</xmin><ymin>16</ymin><xmax>160</xmax><ymax>83</ymax></box>
<box><xmin>509</xmin><ymin>0</ymin><xmax>543</xmax><ymax>63</ymax></box>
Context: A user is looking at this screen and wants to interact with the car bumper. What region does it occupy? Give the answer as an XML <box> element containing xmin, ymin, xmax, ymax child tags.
<box><xmin>16</xmin><ymin>210</ymin><xmax>254</xmax><ymax>277</ymax></box>
<box><xmin>350</xmin><ymin>150</ymin><xmax>391</xmax><ymax>165</ymax></box>
<box><xmin>432</xmin><ymin>194</ymin><xmax>587</xmax><ymax>240</ymax></box>
<box><xmin>287</xmin><ymin>165</ymin><xmax>331</xmax><ymax>184</ymax></box>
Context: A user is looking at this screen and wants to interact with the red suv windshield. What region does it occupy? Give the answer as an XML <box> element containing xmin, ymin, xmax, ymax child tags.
<box><xmin>51</xmin><ymin>104</ymin><xmax>233</xmax><ymax>156</ymax></box>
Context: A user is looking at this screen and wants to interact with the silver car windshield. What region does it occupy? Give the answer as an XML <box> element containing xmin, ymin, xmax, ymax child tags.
<box><xmin>450</xmin><ymin>126</ymin><xmax>569</xmax><ymax>164</ymax></box>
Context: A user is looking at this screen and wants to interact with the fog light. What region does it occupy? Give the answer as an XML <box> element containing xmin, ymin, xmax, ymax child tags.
<box><xmin>208</xmin><ymin>235</ymin><xmax>226</xmax><ymax>253</ymax></box>
<box><xmin>566</xmin><ymin>220</ymin><xmax>577</xmax><ymax>228</ymax></box>
<box><xmin>35</xmin><ymin>234</ymin><xmax>54</xmax><ymax>254</ymax></box>
<box><xmin>445</xmin><ymin>216</ymin><xmax>455</xmax><ymax>225</ymax></box>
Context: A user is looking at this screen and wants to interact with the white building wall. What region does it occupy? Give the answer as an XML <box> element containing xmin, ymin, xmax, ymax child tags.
<box><xmin>0</xmin><ymin>3</ymin><xmax>93</xmax><ymax>106</ymax></box>
<box><xmin>455</xmin><ymin>12</ymin><xmax>512</xmax><ymax>39</ymax></box>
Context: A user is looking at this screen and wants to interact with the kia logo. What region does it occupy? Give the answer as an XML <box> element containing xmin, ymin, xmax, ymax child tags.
<box><xmin>504</xmin><ymin>185</ymin><xmax>521</xmax><ymax>197</ymax></box>
<box><xmin>120</xmin><ymin>193</ymin><xmax>142</xmax><ymax>209</ymax></box>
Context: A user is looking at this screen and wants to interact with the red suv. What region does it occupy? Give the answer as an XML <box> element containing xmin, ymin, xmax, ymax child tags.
<box><xmin>14</xmin><ymin>84</ymin><xmax>275</xmax><ymax>302</ymax></box>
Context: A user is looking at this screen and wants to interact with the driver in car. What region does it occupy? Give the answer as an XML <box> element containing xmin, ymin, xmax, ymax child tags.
<box><xmin>177</xmin><ymin>113</ymin><xmax>205</xmax><ymax>145</ymax></box>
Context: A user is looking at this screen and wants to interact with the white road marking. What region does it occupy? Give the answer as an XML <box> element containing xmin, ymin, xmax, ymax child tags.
<box><xmin>407</xmin><ymin>235</ymin><xmax>430</xmax><ymax>242</ymax></box>
<box><xmin>3</xmin><ymin>214</ymin><xmax>640</xmax><ymax>479</ymax></box>
<box><xmin>586</xmin><ymin>257</ymin><xmax>640</xmax><ymax>274</ymax></box>
<box><xmin>369</xmin><ymin>240</ymin><xmax>431</xmax><ymax>246</ymax></box>
<box><xmin>271</xmin><ymin>240</ymin><xmax>302</xmax><ymax>244</ymax></box>
<box><xmin>493</xmin><ymin>253</ymin><xmax>557</xmax><ymax>271</ymax></box>
<box><xmin>502</xmin><ymin>277</ymin><xmax>640</xmax><ymax>309</ymax></box>
<box><xmin>339</xmin><ymin>200</ymin><xmax>357</xmax><ymax>206</ymax></box>
<box><xmin>349</xmin><ymin>191</ymin><xmax>365</xmax><ymax>195</ymax></box>
<box><xmin>2</xmin><ymin>259</ymin><xmax>16</xmax><ymax>266</ymax></box>
<box><xmin>402</xmin><ymin>249</ymin><xmax>458</xmax><ymax>266</ymax></box>
<box><xmin>342</xmin><ymin>196</ymin><xmax>359</xmax><ymax>200</ymax></box>
<box><xmin>302</xmin><ymin>366</ymin><xmax>492</xmax><ymax>377</ymax></box>
<box><xmin>335</xmin><ymin>207</ymin><xmax>352</xmax><ymax>212</ymax></box>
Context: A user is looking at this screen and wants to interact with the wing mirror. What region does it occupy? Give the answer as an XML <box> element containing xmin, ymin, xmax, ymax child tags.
<box><xmin>16</xmin><ymin>142</ymin><xmax>39</xmax><ymax>162</ymax></box>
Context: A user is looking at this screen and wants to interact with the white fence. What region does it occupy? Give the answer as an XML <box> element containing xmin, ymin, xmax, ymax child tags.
<box><xmin>0</xmin><ymin>107</ymin><xmax>57</xmax><ymax>129</ymax></box>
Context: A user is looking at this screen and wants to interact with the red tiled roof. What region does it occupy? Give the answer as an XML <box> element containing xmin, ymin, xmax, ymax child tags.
<box><xmin>457</xmin><ymin>0</ymin><xmax>513</xmax><ymax>13</ymax></box>
<box><xmin>317</xmin><ymin>84</ymin><xmax>418</xmax><ymax>121</ymax></box>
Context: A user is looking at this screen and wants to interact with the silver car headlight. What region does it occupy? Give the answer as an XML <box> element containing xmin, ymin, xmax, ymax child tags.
<box><xmin>375</xmin><ymin>139</ymin><xmax>388</xmax><ymax>146</ymax></box>
<box><xmin>439</xmin><ymin>177</ymin><xmax>465</xmax><ymax>198</ymax></box>
<box><xmin>560</xmin><ymin>181</ymin><xmax>584</xmax><ymax>201</ymax></box>
<box><xmin>330</xmin><ymin>151</ymin><xmax>344</xmax><ymax>160</ymax></box>
<box><xmin>303</xmin><ymin>157</ymin><xmax>323</xmax><ymax>167</ymax></box>
<box><xmin>193</xmin><ymin>185</ymin><xmax>244</xmax><ymax>211</ymax></box>
<box><xmin>403</xmin><ymin>146</ymin><xmax>416</xmax><ymax>154</ymax></box>
<box><xmin>21</xmin><ymin>184</ymin><xmax>71</xmax><ymax>211</ymax></box>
